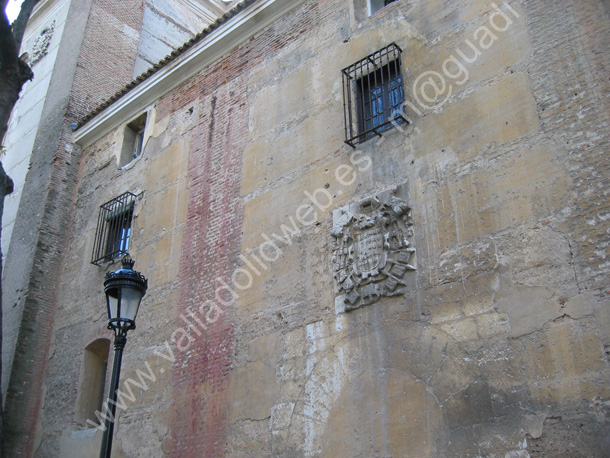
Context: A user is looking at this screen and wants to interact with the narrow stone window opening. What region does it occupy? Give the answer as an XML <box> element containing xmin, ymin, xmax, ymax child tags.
<box><xmin>369</xmin><ymin>0</ymin><xmax>398</xmax><ymax>16</ymax></box>
<box><xmin>75</xmin><ymin>338</ymin><xmax>110</xmax><ymax>425</ymax></box>
<box><xmin>120</xmin><ymin>113</ymin><xmax>147</xmax><ymax>167</ymax></box>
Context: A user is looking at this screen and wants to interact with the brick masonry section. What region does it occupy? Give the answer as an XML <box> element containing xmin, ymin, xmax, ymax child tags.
<box><xmin>70</xmin><ymin>0</ymin><xmax>144</xmax><ymax>122</ymax></box>
<box><xmin>165</xmin><ymin>69</ymin><xmax>248</xmax><ymax>458</ymax></box>
<box><xmin>162</xmin><ymin>5</ymin><xmax>324</xmax><ymax>454</ymax></box>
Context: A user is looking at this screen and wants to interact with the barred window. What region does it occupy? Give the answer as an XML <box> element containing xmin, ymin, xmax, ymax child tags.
<box><xmin>342</xmin><ymin>43</ymin><xmax>408</xmax><ymax>147</ymax></box>
<box><xmin>91</xmin><ymin>192</ymin><xmax>136</xmax><ymax>265</ymax></box>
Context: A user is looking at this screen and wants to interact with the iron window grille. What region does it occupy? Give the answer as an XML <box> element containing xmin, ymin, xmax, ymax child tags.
<box><xmin>91</xmin><ymin>192</ymin><xmax>136</xmax><ymax>265</ymax></box>
<box><xmin>342</xmin><ymin>42</ymin><xmax>408</xmax><ymax>147</ymax></box>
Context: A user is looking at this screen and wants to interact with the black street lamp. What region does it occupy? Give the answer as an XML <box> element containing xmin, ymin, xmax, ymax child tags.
<box><xmin>100</xmin><ymin>256</ymin><xmax>148</xmax><ymax>458</ymax></box>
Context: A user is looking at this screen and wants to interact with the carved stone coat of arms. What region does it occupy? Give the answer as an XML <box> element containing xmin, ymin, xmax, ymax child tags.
<box><xmin>331</xmin><ymin>188</ymin><xmax>415</xmax><ymax>312</ymax></box>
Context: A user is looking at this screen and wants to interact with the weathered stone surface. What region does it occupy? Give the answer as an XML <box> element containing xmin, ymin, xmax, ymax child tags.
<box><xmin>9</xmin><ymin>0</ymin><xmax>609</xmax><ymax>457</ymax></box>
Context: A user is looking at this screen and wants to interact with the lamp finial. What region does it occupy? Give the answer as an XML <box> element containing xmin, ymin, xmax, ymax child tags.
<box><xmin>121</xmin><ymin>255</ymin><xmax>135</xmax><ymax>270</ymax></box>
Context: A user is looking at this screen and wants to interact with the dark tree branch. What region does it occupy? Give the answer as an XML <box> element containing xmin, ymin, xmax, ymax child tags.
<box><xmin>0</xmin><ymin>0</ymin><xmax>39</xmax><ymax>143</ymax></box>
<box><xmin>11</xmin><ymin>0</ymin><xmax>40</xmax><ymax>49</ymax></box>
<box><xmin>0</xmin><ymin>6</ymin><xmax>18</xmax><ymax>69</ymax></box>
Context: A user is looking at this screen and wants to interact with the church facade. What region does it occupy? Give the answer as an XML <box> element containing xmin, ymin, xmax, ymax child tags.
<box><xmin>3</xmin><ymin>0</ymin><xmax>610</xmax><ymax>456</ymax></box>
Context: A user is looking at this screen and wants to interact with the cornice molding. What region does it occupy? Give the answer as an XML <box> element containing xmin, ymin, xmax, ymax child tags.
<box><xmin>74</xmin><ymin>0</ymin><xmax>306</xmax><ymax>149</ymax></box>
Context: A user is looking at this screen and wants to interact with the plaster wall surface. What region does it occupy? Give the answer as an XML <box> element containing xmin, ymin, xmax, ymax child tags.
<box><xmin>1</xmin><ymin>0</ymin><xmax>76</xmax><ymax>404</ymax></box>
<box><xmin>1</xmin><ymin>0</ymin><xmax>71</xmax><ymax>267</ymax></box>
<box><xmin>37</xmin><ymin>0</ymin><xmax>610</xmax><ymax>456</ymax></box>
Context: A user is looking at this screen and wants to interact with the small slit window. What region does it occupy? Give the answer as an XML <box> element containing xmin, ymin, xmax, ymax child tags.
<box><xmin>369</xmin><ymin>0</ymin><xmax>398</xmax><ymax>16</ymax></box>
<box><xmin>91</xmin><ymin>192</ymin><xmax>136</xmax><ymax>265</ymax></box>
<box><xmin>120</xmin><ymin>113</ymin><xmax>147</xmax><ymax>167</ymax></box>
<box><xmin>342</xmin><ymin>43</ymin><xmax>408</xmax><ymax>147</ymax></box>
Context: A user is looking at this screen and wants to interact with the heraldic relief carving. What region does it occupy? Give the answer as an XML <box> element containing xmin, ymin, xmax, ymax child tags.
<box><xmin>331</xmin><ymin>187</ymin><xmax>416</xmax><ymax>312</ymax></box>
<box><xmin>30</xmin><ymin>21</ymin><xmax>55</xmax><ymax>66</ymax></box>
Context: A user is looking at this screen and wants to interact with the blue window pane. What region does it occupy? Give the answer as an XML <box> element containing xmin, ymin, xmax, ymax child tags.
<box><xmin>120</xmin><ymin>227</ymin><xmax>131</xmax><ymax>252</ymax></box>
<box><xmin>360</xmin><ymin>66</ymin><xmax>403</xmax><ymax>134</ymax></box>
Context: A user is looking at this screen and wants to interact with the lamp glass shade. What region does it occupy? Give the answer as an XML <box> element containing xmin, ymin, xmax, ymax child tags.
<box><xmin>120</xmin><ymin>287</ymin><xmax>142</xmax><ymax>322</ymax></box>
<box><xmin>104</xmin><ymin>257</ymin><xmax>148</xmax><ymax>331</ymax></box>
<box><xmin>105</xmin><ymin>286</ymin><xmax>143</xmax><ymax>322</ymax></box>
<box><xmin>106</xmin><ymin>288</ymin><xmax>119</xmax><ymax>322</ymax></box>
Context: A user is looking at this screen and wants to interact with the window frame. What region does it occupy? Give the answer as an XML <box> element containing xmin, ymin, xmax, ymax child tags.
<box><xmin>75</xmin><ymin>338</ymin><xmax>110</xmax><ymax>425</ymax></box>
<box><xmin>91</xmin><ymin>192</ymin><xmax>136</xmax><ymax>265</ymax></box>
<box><xmin>342</xmin><ymin>43</ymin><xmax>408</xmax><ymax>147</ymax></box>
<box><xmin>119</xmin><ymin>113</ymin><xmax>147</xmax><ymax>167</ymax></box>
<box><xmin>105</xmin><ymin>206</ymin><xmax>133</xmax><ymax>257</ymax></box>
<box><xmin>356</xmin><ymin>62</ymin><xmax>405</xmax><ymax>135</ymax></box>
<box><xmin>368</xmin><ymin>0</ymin><xmax>398</xmax><ymax>16</ymax></box>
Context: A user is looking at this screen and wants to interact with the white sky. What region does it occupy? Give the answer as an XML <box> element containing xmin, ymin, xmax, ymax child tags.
<box><xmin>4</xmin><ymin>0</ymin><xmax>237</xmax><ymax>23</ymax></box>
<box><xmin>5</xmin><ymin>0</ymin><xmax>23</xmax><ymax>23</ymax></box>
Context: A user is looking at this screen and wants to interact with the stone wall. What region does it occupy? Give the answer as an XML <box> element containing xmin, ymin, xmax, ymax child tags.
<box><xmin>41</xmin><ymin>0</ymin><xmax>610</xmax><ymax>456</ymax></box>
<box><xmin>2</xmin><ymin>0</ymin><xmax>148</xmax><ymax>456</ymax></box>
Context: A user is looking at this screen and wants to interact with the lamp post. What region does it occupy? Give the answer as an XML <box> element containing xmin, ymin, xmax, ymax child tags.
<box><xmin>100</xmin><ymin>256</ymin><xmax>148</xmax><ymax>458</ymax></box>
